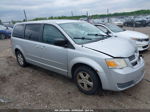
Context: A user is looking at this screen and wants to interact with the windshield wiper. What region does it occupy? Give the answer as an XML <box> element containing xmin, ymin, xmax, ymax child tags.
<box><xmin>94</xmin><ymin>37</ymin><xmax>108</xmax><ymax>41</ymax></box>
<box><xmin>73</xmin><ymin>37</ymin><xmax>92</xmax><ymax>40</ymax></box>
<box><xmin>87</xmin><ymin>33</ymin><xmax>108</xmax><ymax>37</ymax></box>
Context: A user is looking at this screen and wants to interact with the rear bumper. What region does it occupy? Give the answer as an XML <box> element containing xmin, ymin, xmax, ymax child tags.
<box><xmin>103</xmin><ymin>57</ymin><xmax>145</xmax><ymax>91</ymax></box>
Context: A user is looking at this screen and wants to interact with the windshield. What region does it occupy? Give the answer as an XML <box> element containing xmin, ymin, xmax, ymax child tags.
<box><xmin>59</xmin><ymin>22</ymin><xmax>109</xmax><ymax>44</ymax></box>
<box><xmin>105</xmin><ymin>23</ymin><xmax>124</xmax><ymax>33</ymax></box>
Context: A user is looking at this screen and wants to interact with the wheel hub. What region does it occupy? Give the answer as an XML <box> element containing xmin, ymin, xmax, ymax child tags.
<box><xmin>77</xmin><ymin>72</ymin><xmax>93</xmax><ymax>91</ymax></box>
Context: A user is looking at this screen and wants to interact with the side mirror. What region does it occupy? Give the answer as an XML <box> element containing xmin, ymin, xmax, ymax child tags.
<box><xmin>54</xmin><ymin>38</ymin><xmax>68</xmax><ymax>47</ymax></box>
<box><xmin>106</xmin><ymin>30</ymin><xmax>111</xmax><ymax>35</ymax></box>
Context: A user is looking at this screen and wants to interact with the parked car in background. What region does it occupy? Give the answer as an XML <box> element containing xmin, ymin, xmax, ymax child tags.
<box><xmin>95</xmin><ymin>23</ymin><xmax>150</xmax><ymax>51</ymax></box>
<box><xmin>147</xmin><ymin>22</ymin><xmax>150</xmax><ymax>26</ymax></box>
<box><xmin>11</xmin><ymin>20</ymin><xmax>145</xmax><ymax>95</ymax></box>
<box><xmin>0</xmin><ymin>25</ymin><xmax>12</xmax><ymax>39</ymax></box>
<box><xmin>146</xmin><ymin>19</ymin><xmax>150</xmax><ymax>27</ymax></box>
<box><xmin>110</xmin><ymin>18</ymin><xmax>124</xmax><ymax>27</ymax></box>
<box><xmin>123</xmin><ymin>19</ymin><xmax>147</xmax><ymax>27</ymax></box>
<box><xmin>113</xmin><ymin>21</ymin><xmax>124</xmax><ymax>27</ymax></box>
<box><xmin>4</xmin><ymin>24</ymin><xmax>14</xmax><ymax>28</ymax></box>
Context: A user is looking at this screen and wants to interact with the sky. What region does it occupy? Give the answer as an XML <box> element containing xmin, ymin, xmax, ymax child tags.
<box><xmin>0</xmin><ymin>0</ymin><xmax>150</xmax><ymax>22</ymax></box>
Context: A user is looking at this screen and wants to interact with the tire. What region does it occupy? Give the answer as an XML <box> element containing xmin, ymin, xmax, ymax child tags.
<box><xmin>74</xmin><ymin>66</ymin><xmax>102</xmax><ymax>95</ymax></box>
<box><xmin>16</xmin><ymin>50</ymin><xmax>27</xmax><ymax>67</ymax></box>
<box><xmin>0</xmin><ymin>34</ymin><xmax>6</xmax><ymax>40</ymax></box>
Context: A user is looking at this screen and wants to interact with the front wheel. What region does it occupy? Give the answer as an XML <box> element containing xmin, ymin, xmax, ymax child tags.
<box><xmin>74</xmin><ymin>66</ymin><xmax>102</xmax><ymax>95</ymax></box>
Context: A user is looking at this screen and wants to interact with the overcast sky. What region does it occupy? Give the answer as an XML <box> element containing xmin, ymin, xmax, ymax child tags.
<box><xmin>0</xmin><ymin>0</ymin><xmax>150</xmax><ymax>22</ymax></box>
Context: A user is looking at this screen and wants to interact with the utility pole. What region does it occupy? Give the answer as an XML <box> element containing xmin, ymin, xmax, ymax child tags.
<box><xmin>133</xmin><ymin>16</ymin><xmax>135</xmax><ymax>31</ymax></box>
<box><xmin>107</xmin><ymin>9</ymin><xmax>109</xmax><ymax>23</ymax></box>
<box><xmin>86</xmin><ymin>11</ymin><xmax>89</xmax><ymax>17</ymax></box>
<box><xmin>23</xmin><ymin>10</ymin><xmax>27</xmax><ymax>21</ymax></box>
<box><xmin>86</xmin><ymin>11</ymin><xmax>90</xmax><ymax>23</ymax></box>
<box><xmin>71</xmin><ymin>11</ymin><xmax>74</xmax><ymax>17</ymax></box>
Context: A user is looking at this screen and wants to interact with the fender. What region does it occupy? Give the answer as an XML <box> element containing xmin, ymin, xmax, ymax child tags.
<box><xmin>14</xmin><ymin>45</ymin><xmax>26</xmax><ymax>57</ymax></box>
<box><xmin>68</xmin><ymin>57</ymin><xmax>104</xmax><ymax>78</ymax></box>
<box><xmin>68</xmin><ymin>57</ymin><xmax>111</xmax><ymax>89</ymax></box>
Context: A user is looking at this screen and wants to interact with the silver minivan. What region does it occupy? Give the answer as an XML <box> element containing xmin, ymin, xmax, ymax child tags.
<box><xmin>11</xmin><ymin>20</ymin><xmax>145</xmax><ymax>95</ymax></box>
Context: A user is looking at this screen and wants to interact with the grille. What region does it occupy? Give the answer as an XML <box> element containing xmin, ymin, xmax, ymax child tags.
<box><xmin>117</xmin><ymin>80</ymin><xmax>134</xmax><ymax>88</ymax></box>
<box><xmin>143</xmin><ymin>45</ymin><xmax>148</xmax><ymax>49</ymax></box>
<box><xmin>131</xmin><ymin>61</ymin><xmax>138</xmax><ymax>66</ymax></box>
<box><xmin>128</xmin><ymin>53</ymin><xmax>140</xmax><ymax>67</ymax></box>
<box><xmin>144</xmin><ymin>38</ymin><xmax>149</xmax><ymax>41</ymax></box>
<box><xmin>138</xmin><ymin>38</ymin><xmax>149</xmax><ymax>42</ymax></box>
<box><xmin>128</xmin><ymin>55</ymin><xmax>135</xmax><ymax>61</ymax></box>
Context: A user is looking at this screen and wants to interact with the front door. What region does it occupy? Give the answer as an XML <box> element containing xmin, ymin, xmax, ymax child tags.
<box><xmin>40</xmin><ymin>24</ymin><xmax>68</xmax><ymax>76</ymax></box>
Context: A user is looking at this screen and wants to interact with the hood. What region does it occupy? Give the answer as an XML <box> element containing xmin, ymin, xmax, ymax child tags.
<box><xmin>83</xmin><ymin>37</ymin><xmax>136</xmax><ymax>57</ymax></box>
<box><xmin>115</xmin><ymin>30</ymin><xmax>149</xmax><ymax>39</ymax></box>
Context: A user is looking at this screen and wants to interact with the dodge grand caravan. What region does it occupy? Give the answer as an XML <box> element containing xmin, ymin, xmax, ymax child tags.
<box><xmin>11</xmin><ymin>20</ymin><xmax>145</xmax><ymax>95</ymax></box>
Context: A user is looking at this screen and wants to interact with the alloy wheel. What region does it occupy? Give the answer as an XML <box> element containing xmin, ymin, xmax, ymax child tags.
<box><xmin>17</xmin><ymin>53</ymin><xmax>24</xmax><ymax>66</ymax></box>
<box><xmin>77</xmin><ymin>71</ymin><xmax>93</xmax><ymax>91</ymax></box>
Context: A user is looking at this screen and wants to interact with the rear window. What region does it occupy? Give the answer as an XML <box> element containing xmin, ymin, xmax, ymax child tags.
<box><xmin>12</xmin><ymin>24</ymin><xmax>25</xmax><ymax>38</ymax></box>
<box><xmin>25</xmin><ymin>24</ymin><xmax>42</xmax><ymax>41</ymax></box>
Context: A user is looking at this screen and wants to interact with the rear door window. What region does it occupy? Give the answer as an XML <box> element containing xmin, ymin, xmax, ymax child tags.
<box><xmin>25</xmin><ymin>24</ymin><xmax>42</xmax><ymax>41</ymax></box>
<box><xmin>12</xmin><ymin>24</ymin><xmax>25</xmax><ymax>38</ymax></box>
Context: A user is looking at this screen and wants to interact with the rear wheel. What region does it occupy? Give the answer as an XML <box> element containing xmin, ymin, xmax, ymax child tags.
<box><xmin>16</xmin><ymin>50</ymin><xmax>27</xmax><ymax>67</ymax></box>
<box><xmin>74</xmin><ymin>66</ymin><xmax>102</xmax><ymax>95</ymax></box>
<box><xmin>0</xmin><ymin>34</ymin><xmax>6</xmax><ymax>40</ymax></box>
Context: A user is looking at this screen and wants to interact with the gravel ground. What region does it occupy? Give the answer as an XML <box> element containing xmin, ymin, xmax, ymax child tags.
<box><xmin>0</xmin><ymin>27</ymin><xmax>150</xmax><ymax>109</ymax></box>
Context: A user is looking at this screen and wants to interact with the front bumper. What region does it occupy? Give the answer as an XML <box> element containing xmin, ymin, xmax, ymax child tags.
<box><xmin>104</xmin><ymin>57</ymin><xmax>145</xmax><ymax>91</ymax></box>
<box><xmin>136</xmin><ymin>41</ymin><xmax>149</xmax><ymax>51</ymax></box>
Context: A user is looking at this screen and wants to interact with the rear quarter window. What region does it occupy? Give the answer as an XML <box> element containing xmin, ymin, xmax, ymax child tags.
<box><xmin>12</xmin><ymin>24</ymin><xmax>25</xmax><ymax>38</ymax></box>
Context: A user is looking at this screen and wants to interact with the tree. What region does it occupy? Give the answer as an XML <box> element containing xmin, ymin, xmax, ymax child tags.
<box><xmin>11</xmin><ymin>20</ymin><xmax>16</xmax><ymax>24</ymax></box>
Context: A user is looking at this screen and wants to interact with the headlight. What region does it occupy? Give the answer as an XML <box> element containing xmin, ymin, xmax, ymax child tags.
<box><xmin>105</xmin><ymin>58</ymin><xmax>127</xmax><ymax>69</ymax></box>
<box><xmin>131</xmin><ymin>37</ymin><xmax>138</xmax><ymax>41</ymax></box>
